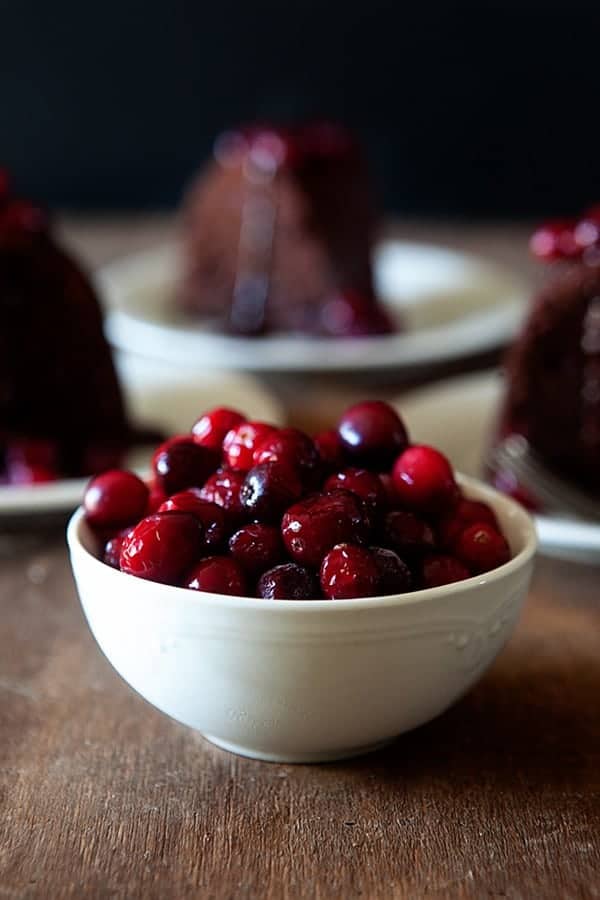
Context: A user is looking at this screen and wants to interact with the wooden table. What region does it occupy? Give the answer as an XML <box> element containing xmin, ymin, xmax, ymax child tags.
<box><xmin>2</xmin><ymin>219</ymin><xmax>599</xmax><ymax>899</ymax></box>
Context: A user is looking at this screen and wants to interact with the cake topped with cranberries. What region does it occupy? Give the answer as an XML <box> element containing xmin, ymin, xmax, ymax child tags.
<box><xmin>0</xmin><ymin>171</ymin><xmax>138</xmax><ymax>483</ymax></box>
<box><xmin>177</xmin><ymin>122</ymin><xmax>394</xmax><ymax>337</ymax></box>
<box><xmin>496</xmin><ymin>206</ymin><xmax>600</xmax><ymax>498</ymax></box>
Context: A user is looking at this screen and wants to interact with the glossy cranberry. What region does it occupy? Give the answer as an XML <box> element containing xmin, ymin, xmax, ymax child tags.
<box><xmin>453</xmin><ymin>523</ymin><xmax>511</xmax><ymax>574</ymax></box>
<box><xmin>437</xmin><ymin>498</ymin><xmax>499</xmax><ymax>548</ymax></box>
<box><xmin>314</xmin><ymin>428</ymin><xmax>347</xmax><ymax>470</ymax></box>
<box><xmin>84</xmin><ymin>469</ymin><xmax>149</xmax><ymax>529</ymax></box>
<box><xmin>281</xmin><ymin>489</ymin><xmax>369</xmax><ymax>567</ymax></box>
<box><xmin>159</xmin><ymin>489</ymin><xmax>227</xmax><ymax>550</ymax></box>
<box><xmin>222</xmin><ymin>422</ymin><xmax>277</xmax><ymax>471</ymax></box>
<box><xmin>337</xmin><ymin>401</ymin><xmax>408</xmax><ymax>469</ymax></box>
<box><xmin>422</xmin><ymin>554</ymin><xmax>471</xmax><ymax>589</ymax></box>
<box><xmin>320</xmin><ymin>544</ymin><xmax>379</xmax><ymax>600</ymax></box>
<box><xmin>319</xmin><ymin>291</ymin><xmax>394</xmax><ymax>337</ymax></box>
<box><xmin>185</xmin><ymin>556</ymin><xmax>247</xmax><ymax>595</ymax></box>
<box><xmin>5</xmin><ymin>439</ymin><xmax>59</xmax><ymax>484</ymax></box>
<box><xmin>229</xmin><ymin>523</ymin><xmax>285</xmax><ymax>575</ymax></box>
<box><xmin>383</xmin><ymin>510</ymin><xmax>435</xmax><ymax>557</ymax></box>
<box><xmin>529</xmin><ymin>219</ymin><xmax>579</xmax><ymax>261</ymax></box>
<box><xmin>257</xmin><ymin>563</ymin><xmax>320</xmax><ymax>600</ymax></box>
<box><xmin>392</xmin><ymin>445</ymin><xmax>458</xmax><ymax>515</ymax></box>
<box><xmin>103</xmin><ymin>528</ymin><xmax>132</xmax><ymax>569</ymax></box>
<box><xmin>370</xmin><ymin>546</ymin><xmax>412</xmax><ymax>594</ymax></box>
<box><xmin>120</xmin><ymin>512</ymin><xmax>203</xmax><ymax>585</ymax></box>
<box><xmin>253</xmin><ymin>428</ymin><xmax>321</xmax><ymax>488</ymax></box>
<box><xmin>153</xmin><ymin>436</ymin><xmax>219</xmax><ymax>495</ymax></box>
<box><xmin>199</xmin><ymin>467</ymin><xmax>247</xmax><ymax>524</ymax></box>
<box><xmin>192</xmin><ymin>407</ymin><xmax>246</xmax><ymax>450</ymax></box>
<box><xmin>240</xmin><ymin>462</ymin><xmax>303</xmax><ymax>522</ymax></box>
<box><xmin>325</xmin><ymin>467</ymin><xmax>387</xmax><ymax>521</ymax></box>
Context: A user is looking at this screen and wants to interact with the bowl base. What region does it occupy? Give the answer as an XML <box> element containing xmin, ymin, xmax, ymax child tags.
<box><xmin>202</xmin><ymin>734</ymin><xmax>396</xmax><ymax>764</ymax></box>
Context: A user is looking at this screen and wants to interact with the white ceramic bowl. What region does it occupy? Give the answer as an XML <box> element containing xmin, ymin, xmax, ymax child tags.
<box><xmin>67</xmin><ymin>476</ymin><xmax>536</xmax><ymax>763</ymax></box>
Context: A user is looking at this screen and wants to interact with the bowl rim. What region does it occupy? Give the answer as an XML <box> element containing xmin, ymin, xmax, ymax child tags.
<box><xmin>67</xmin><ymin>473</ymin><xmax>537</xmax><ymax>614</ymax></box>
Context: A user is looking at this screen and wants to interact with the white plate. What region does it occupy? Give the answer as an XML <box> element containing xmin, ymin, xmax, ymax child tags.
<box><xmin>399</xmin><ymin>370</ymin><xmax>600</xmax><ymax>564</ymax></box>
<box><xmin>0</xmin><ymin>357</ymin><xmax>283</xmax><ymax>521</ymax></box>
<box><xmin>99</xmin><ymin>240</ymin><xmax>528</xmax><ymax>374</ymax></box>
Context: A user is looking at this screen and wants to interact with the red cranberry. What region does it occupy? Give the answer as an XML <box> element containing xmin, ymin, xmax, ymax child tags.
<box><xmin>84</xmin><ymin>469</ymin><xmax>149</xmax><ymax>529</ymax></box>
<box><xmin>199</xmin><ymin>467</ymin><xmax>247</xmax><ymax>524</ymax></box>
<box><xmin>453</xmin><ymin>523</ymin><xmax>511</xmax><ymax>574</ymax></box>
<box><xmin>192</xmin><ymin>407</ymin><xmax>246</xmax><ymax>450</ymax></box>
<box><xmin>147</xmin><ymin>485</ymin><xmax>168</xmax><ymax>514</ymax></box>
<box><xmin>257</xmin><ymin>563</ymin><xmax>320</xmax><ymax>600</ymax></box>
<box><xmin>437</xmin><ymin>498</ymin><xmax>499</xmax><ymax>548</ymax></box>
<box><xmin>392</xmin><ymin>445</ymin><xmax>458</xmax><ymax>515</ymax></box>
<box><xmin>5</xmin><ymin>439</ymin><xmax>59</xmax><ymax>484</ymax></box>
<box><xmin>314</xmin><ymin>428</ymin><xmax>347</xmax><ymax>470</ymax></box>
<box><xmin>422</xmin><ymin>554</ymin><xmax>471</xmax><ymax>588</ymax></box>
<box><xmin>337</xmin><ymin>401</ymin><xmax>408</xmax><ymax>469</ymax></box>
<box><xmin>383</xmin><ymin>509</ymin><xmax>435</xmax><ymax>557</ymax></box>
<box><xmin>120</xmin><ymin>512</ymin><xmax>203</xmax><ymax>585</ymax></box>
<box><xmin>320</xmin><ymin>543</ymin><xmax>379</xmax><ymax>600</ymax></box>
<box><xmin>159</xmin><ymin>489</ymin><xmax>227</xmax><ymax>550</ymax></box>
<box><xmin>229</xmin><ymin>523</ymin><xmax>285</xmax><ymax>575</ymax></box>
<box><xmin>529</xmin><ymin>219</ymin><xmax>579</xmax><ymax>261</ymax></box>
<box><xmin>325</xmin><ymin>467</ymin><xmax>387</xmax><ymax>521</ymax></box>
<box><xmin>222</xmin><ymin>421</ymin><xmax>277</xmax><ymax>471</ymax></box>
<box><xmin>370</xmin><ymin>546</ymin><xmax>412</xmax><ymax>594</ymax></box>
<box><xmin>185</xmin><ymin>556</ymin><xmax>247</xmax><ymax>595</ymax></box>
<box><xmin>319</xmin><ymin>291</ymin><xmax>394</xmax><ymax>337</ymax></box>
<box><xmin>153</xmin><ymin>436</ymin><xmax>219</xmax><ymax>495</ymax></box>
<box><xmin>253</xmin><ymin>428</ymin><xmax>321</xmax><ymax>488</ymax></box>
<box><xmin>281</xmin><ymin>489</ymin><xmax>369</xmax><ymax>567</ymax></box>
<box><xmin>240</xmin><ymin>462</ymin><xmax>303</xmax><ymax>522</ymax></box>
<box><xmin>103</xmin><ymin>528</ymin><xmax>132</xmax><ymax>569</ymax></box>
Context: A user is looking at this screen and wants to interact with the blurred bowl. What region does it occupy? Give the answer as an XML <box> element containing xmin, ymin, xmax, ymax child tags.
<box><xmin>68</xmin><ymin>476</ymin><xmax>536</xmax><ymax>763</ymax></box>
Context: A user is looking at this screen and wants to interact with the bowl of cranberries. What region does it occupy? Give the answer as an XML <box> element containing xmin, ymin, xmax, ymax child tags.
<box><xmin>68</xmin><ymin>401</ymin><xmax>537</xmax><ymax>763</ymax></box>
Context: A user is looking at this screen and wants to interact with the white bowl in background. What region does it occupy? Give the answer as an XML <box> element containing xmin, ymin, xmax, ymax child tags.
<box><xmin>68</xmin><ymin>476</ymin><xmax>536</xmax><ymax>763</ymax></box>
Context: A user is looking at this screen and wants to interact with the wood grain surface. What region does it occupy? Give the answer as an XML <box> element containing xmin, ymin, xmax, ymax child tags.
<box><xmin>1</xmin><ymin>219</ymin><xmax>599</xmax><ymax>899</ymax></box>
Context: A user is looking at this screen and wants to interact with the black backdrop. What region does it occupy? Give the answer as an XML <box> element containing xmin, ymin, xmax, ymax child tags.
<box><xmin>2</xmin><ymin>0</ymin><xmax>599</xmax><ymax>216</ymax></box>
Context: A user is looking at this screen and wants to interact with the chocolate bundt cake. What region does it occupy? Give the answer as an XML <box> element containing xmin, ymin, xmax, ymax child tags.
<box><xmin>178</xmin><ymin>123</ymin><xmax>394</xmax><ymax>337</ymax></box>
<box><xmin>0</xmin><ymin>173</ymin><xmax>134</xmax><ymax>483</ymax></box>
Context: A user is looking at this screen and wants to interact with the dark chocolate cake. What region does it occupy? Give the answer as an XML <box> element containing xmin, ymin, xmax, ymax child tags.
<box><xmin>177</xmin><ymin>123</ymin><xmax>394</xmax><ymax>337</ymax></box>
<box><xmin>0</xmin><ymin>173</ymin><xmax>134</xmax><ymax>483</ymax></box>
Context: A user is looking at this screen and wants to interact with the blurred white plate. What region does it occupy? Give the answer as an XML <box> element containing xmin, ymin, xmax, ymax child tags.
<box><xmin>0</xmin><ymin>357</ymin><xmax>283</xmax><ymax>521</ymax></box>
<box><xmin>99</xmin><ymin>240</ymin><xmax>528</xmax><ymax>374</ymax></box>
<box><xmin>399</xmin><ymin>370</ymin><xmax>600</xmax><ymax>564</ymax></box>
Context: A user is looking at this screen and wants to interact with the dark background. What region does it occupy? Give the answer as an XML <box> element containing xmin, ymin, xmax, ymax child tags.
<box><xmin>2</xmin><ymin>0</ymin><xmax>599</xmax><ymax>216</ymax></box>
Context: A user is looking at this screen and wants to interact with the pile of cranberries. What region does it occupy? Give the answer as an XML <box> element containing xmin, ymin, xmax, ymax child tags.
<box><xmin>530</xmin><ymin>204</ymin><xmax>600</xmax><ymax>262</ymax></box>
<box><xmin>83</xmin><ymin>401</ymin><xmax>511</xmax><ymax>600</ymax></box>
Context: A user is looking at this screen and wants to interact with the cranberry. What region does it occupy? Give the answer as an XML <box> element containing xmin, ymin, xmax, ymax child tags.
<box><xmin>392</xmin><ymin>445</ymin><xmax>458</xmax><ymax>515</ymax></box>
<box><xmin>229</xmin><ymin>523</ymin><xmax>285</xmax><ymax>575</ymax></box>
<box><xmin>240</xmin><ymin>462</ymin><xmax>303</xmax><ymax>522</ymax></box>
<box><xmin>147</xmin><ymin>485</ymin><xmax>168</xmax><ymax>514</ymax></box>
<box><xmin>192</xmin><ymin>407</ymin><xmax>246</xmax><ymax>450</ymax></box>
<box><xmin>258</xmin><ymin>563</ymin><xmax>320</xmax><ymax>600</ymax></box>
<box><xmin>5</xmin><ymin>439</ymin><xmax>59</xmax><ymax>484</ymax></box>
<box><xmin>222</xmin><ymin>421</ymin><xmax>277</xmax><ymax>471</ymax></box>
<box><xmin>383</xmin><ymin>510</ymin><xmax>435</xmax><ymax>557</ymax></box>
<box><xmin>320</xmin><ymin>544</ymin><xmax>379</xmax><ymax>600</ymax></box>
<box><xmin>370</xmin><ymin>546</ymin><xmax>412</xmax><ymax>594</ymax></box>
<box><xmin>422</xmin><ymin>554</ymin><xmax>471</xmax><ymax>589</ymax></box>
<box><xmin>281</xmin><ymin>489</ymin><xmax>369</xmax><ymax>567</ymax></box>
<box><xmin>437</xmin><ymin>498</ymin><xmax>499</xmax><ymax>548</ymax></box>
<box><xmin>185</xmin><ymin>556</ymin><xmax>247</xmax><ymax>595</ymax></box>
<box><xmin>153</xmin><ymin>436</ymin><xmax>219</xmax><ymax>495</ymax></box>
<box><xmin>325</xmin><ymin>467</ymin><xmax>387</xmax><ymax>521</ymax></box>
<box><xmin>253</xmin><ymin>428</ymin><xmax>321</xmax><ymax>488</ymax></box>
<box><xmin>453</xmin><ymin>523</ymin><xmax>511</xmax><ymax>574</ymax></box>
<box><xmin>379</xmin><ymin>473</ymin><xmax>400</xmax><ymax>507</ymax></box>
<box><xmin>159</xmin><ymin>489</ymin><xmax>227</xmax><ymax>550</ymax></box>
<box><xmin>120</xmin><ymin>512</ymin><xmax>203</xmax><ymax>585</ymax></box>
<box><xmin>318</xmin><ymin>291</ymin><xmax>394</xmax><ymax>337</ymax></box>
<box><xmin>84</xmin><ymin>469</ymin><xmax>149</xmax><ymax>529</ymax></box>
<box><xmin>337</xmin><ymin>401</ymin><xmax>408</xmax><ymax>469</ymax></box>
<box><xmin>103</xmin><ymin>528</ymin><xmax>132</xmax><ymax>569</ymax></box>
<box><xmin>529</xmin><ymin>219</ymin><xmax>579</xmax><ymax>261</ymax></box>
<box><xmin>314</xmin><ymin>428</ymin><xmax>347</xmax><ymax>470</ymax></box>
<box><xmin>199</xmin><ymin>467</ymin><xmax>247</xmax><ymax>524</ymax></box>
